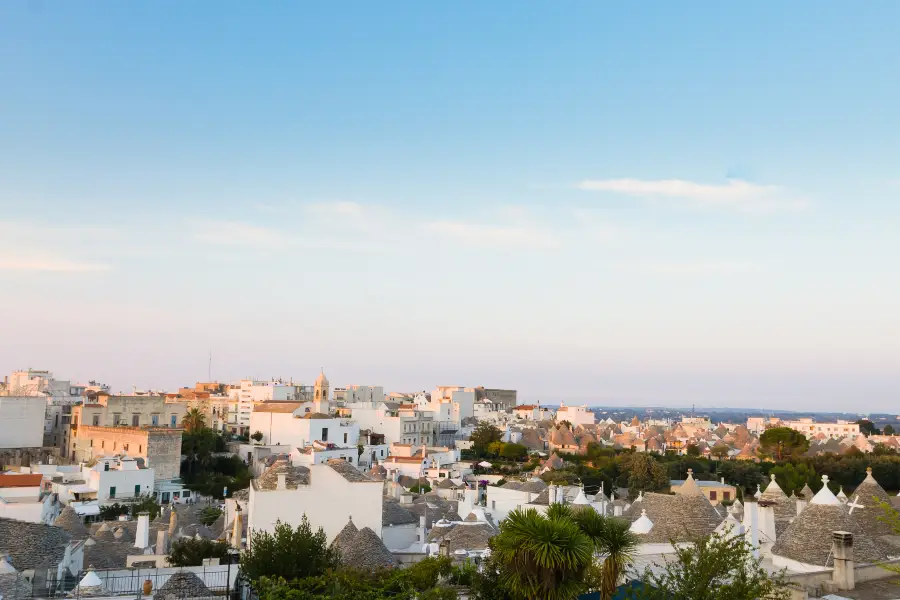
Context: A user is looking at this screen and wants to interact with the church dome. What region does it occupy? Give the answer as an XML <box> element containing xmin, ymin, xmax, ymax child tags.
<box><xmin>315</xmin><ymin>370</ymin><xmax>329</xmax><ymax>386</ymax></box>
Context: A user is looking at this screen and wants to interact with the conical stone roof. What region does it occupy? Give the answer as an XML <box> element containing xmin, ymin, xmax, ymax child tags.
<box><xmin>55</xmin><ymin>506</ymin><xmax>90</xmax><ymax>540</ymax></box>
<box><xmin>153</xmin><ymin>572</ymin><xmax>211</xmax><ymax>600</ymax></box>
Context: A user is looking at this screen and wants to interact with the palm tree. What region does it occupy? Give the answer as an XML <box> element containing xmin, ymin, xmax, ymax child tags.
<box><xmin>181</xmin><ymin>408</ymin><xmax>207</xmax><ymax>434</ymax></box>
<box><xmin>491</xmin><ymin>507</ymin><xmax>593</xmax><ymax>600</ymax></box>
<box><xmin>549</xmin><ymin>504</ymin><xmax>638</xmax><ymax>600</ymax></box>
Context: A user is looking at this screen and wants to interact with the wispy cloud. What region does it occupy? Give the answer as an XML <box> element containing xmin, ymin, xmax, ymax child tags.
<box><xmin>427</xmin><ymin>221</ymin><xmax>561</xmax><ymax>249</ymax></box>
<box><xmin>621</xmin><ymin>259</ymin><xmax>761</xmax><ymax>277</ymax></box>
<box><xmin>0</xmin><ymin>258</ymin><xmax>110</xmax><ymax>272</ymax></box>
<box><xmin>192</xmin><ymin>221</ymin><xmax>298</xmax><ymax>250</ymax></box>
<box><xmin>578</xmin><ymin>178</ymin><xmax>808</xmax><ymax>213</ymax></box>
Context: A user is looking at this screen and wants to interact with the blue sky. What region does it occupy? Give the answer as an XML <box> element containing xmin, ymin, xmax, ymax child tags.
<box><xmin>2</xmin><ymin>2</ymin><xmax>898</xmax><ymax>410</ymax></box>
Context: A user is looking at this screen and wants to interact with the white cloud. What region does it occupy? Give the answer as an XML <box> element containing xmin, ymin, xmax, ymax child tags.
<box><xmin>427</xmin><ymin>221</ymin><xmax>561</xmax><ymax>249</ymax></box>
<box><xmin>191</xmin><ymin>221</ymin><xmax>298</xmax><ymax>250</ymax></box>
<box><xmin>578</xmin><ymin>178</ymin><xmax>808</xmax><ymax>213</ymax></box>
<box><xmin>0</xmin><ymin>257</ymin><xmax>110</xmax><ymax>272</ymax></box>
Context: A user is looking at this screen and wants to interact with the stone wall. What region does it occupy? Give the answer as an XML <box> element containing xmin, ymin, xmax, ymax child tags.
<box><xmin>72</xmin><ymin>426</ymin><xmax>182</xmax><ymax>481</ymax></box>
<box><xmin>0</xmin><ymin>446</ymin><xmax>63</xmax><ymax>468</ymax></box>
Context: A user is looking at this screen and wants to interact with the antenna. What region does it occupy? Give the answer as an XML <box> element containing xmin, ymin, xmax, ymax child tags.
<box><xmin>208</xmin><ymin>349</ymin><xmax>212</xmax><ymax>382</ymax></box>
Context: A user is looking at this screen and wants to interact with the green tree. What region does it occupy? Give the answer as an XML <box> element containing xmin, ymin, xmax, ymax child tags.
<box><xmin>685</xmin><ymin>444</ymin><xmax>701</xmax><ymax>457</ymax></box>
<box><xmin>884</xmin><ymin>424</ymin><xmax>895</xmax><ymax>436</ymax></box>
<box><xmin>758</xmin><ymin>427</ymin><xmax>809</xmax><ymax>461</ymax></box>
<box><xmin>168</xmin><ymin>538</ymin><xmax>231</xmax><ymax>567</ymax></box>
<box><xmin>488</xmin><ymin>441</ymin><xmax>506</xmax><ymax>457</ymax></box>
<box><xmin>251</xmin><ymin>431</ymin><xmax>264</xmax><ymax>442</ymax></box>
<box><xmin>710</xmin><ymin>444</ymin><xmax>730</xmax><ymax>460</ymax></box>
<box><xmin>98</xmin><ymin>503</ymin><xmax>130</xmax><ymax>521</ymax></box>
<box><xmin>632</xmin><ymin>534</ymin><xmax>790</xmax><ymax>600</ymax></box>
<box><xmin>471</xmin><ymin>422</ymin><xmax>503</xmax><ymax>457</ymax></box>
<box><xmin>718</xmin><ymin>461</ymin><xmax>765</xmax><ymax>497</ymax></box>
<box><xmin>199</xmin><ymin>506</ymin><xmax>223</xmax><ymax>526</ymax></box>
<box><xmin>240</xmin><ymin>517</ymin><xmax>339</xmax><ymax>582</ymax></box>
<box><xmin>181</xmin><ymin>408</ymin><xmax>207</xmax><ymax>434</ymax></box>
<box><xmin>566</xmin><ymin>507</ymin><xmax>638</xmax><ymax>600</ymax></box>
<box><xmin>409</xmin><ymin>483</ymin><xmax>431</xmax><ymax>494</ymax></box>
<box><xmin>856</xmin><ymin>419</ymin><xmax>881</xmax><ymax>437</ymax></box>
<box><xmin>491</xmin><ymin>507</ymin><xmax>593</xmax><ymax>600</ymax></box>
<box><xmin>500</xmin><ymin>443</ymin><xmax>528</xmax><ymax>461</ymax></box>
<box><xmin>130</xmin><ymin>496</ymin><xmax>162</xmax><ymax>520</ymax></box>
<box><xmin>619</xmin><ymin>453</ymin><xmax>670</xmax><ymax>496</ymax></box>
<box><xmin>771</xmin><ymin>463</ymin><xmax>816</xmax><ymax>496</ymax></box>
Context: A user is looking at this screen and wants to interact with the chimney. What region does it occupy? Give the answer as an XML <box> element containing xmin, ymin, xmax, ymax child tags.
<box><xmin>613</xmin><ymin>503</ymin><xmax>623</xmax><ymax>517</ymax></box>
<box><xmin>276</xmin><ymin>473</ymin><xmax>287</xmax><ymax>490</ymax></box>
<box><xmin>400</xmin><ymin>493</ymin><xmax>413</xmax><ymax>505</ymax></box>
<box><xmin>156</xmin><ymin>529</ymin><xmax>169</xmax><ymax>555</ymax></box>
<box><xmin>417</xmin><ymin>515</ymin><xmax>426</xmax><ymax>543</ymax></box>
<box><xmin>758</xmin><ymin>501</ymin><xmax>777</xmax><ymax>546</ymax></box>
<box><xmin>745</xmin><ymin>500</ymin><xmax>760</xmax><ymax>558</ymax></box>
<box><xmin>796</xmin><ymin>495</ymin><xmax>808</xmax><ymax>516</ymax></box>
<box><xmin>548</xmin><ymin>484</ymin><xmax>557</xmax><ymax>505</ymax></box>
<box><xmin>168</xmin><ymin>506</ymin><xmax>177</xmax><ymax>537</ymax></box>
<box><xmin>232</xmin><ymin>503</ymin><xmax>243</xmax><ymax>550</ymax></box>
<box><xmin>832</xmin><ymin>531</ymin><xmax>855</xmax><ymax>590</ymax></box>
<box><xmin>134</xmin><ymin>512</ymin><xmax>150</xmax><ymax>549</ymax></box>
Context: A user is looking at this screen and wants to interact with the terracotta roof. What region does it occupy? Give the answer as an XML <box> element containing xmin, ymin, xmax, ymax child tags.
<box><xmin>252</xmin><ymin>402</ymin><xmax>304</xmax><ymax>413</ymax></box>
<box><xmin>515</xmin><ymin>405</ymin><xmax>539</xmax><ymax>411</ymax></box>
<box><xmin>0</xmin><ymin>474</ymin><xmax>43</xmax><ymax>488</ymax></box>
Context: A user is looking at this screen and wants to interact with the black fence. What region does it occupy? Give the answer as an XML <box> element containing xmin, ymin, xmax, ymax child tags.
<box><xmin>22</xmin><ymin>565</ymin><xmax>239</xmax><ymax>600</ymax></box>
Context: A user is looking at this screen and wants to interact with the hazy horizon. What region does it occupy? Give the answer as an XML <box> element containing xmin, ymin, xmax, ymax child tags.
<box><xmin>2</xmin><ymin>3</ymin><xmax>898</xmax><ymax>412</ymax></box>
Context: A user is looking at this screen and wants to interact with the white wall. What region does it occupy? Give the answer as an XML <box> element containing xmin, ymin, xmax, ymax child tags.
<box><xmin>251</xmin><ymin>413</ymin><xmax>359</xmax><ymax>448</ymax></box>
<box><xmin>485</xmin><ymin>486</ymin><xmax>541</xmax><ymax>522</ymax></box>
<box><xmin>248</xmin><ymin>463</ymin><xmax>383</xmax><ymax>543</ymax></box>
<box><xmin>382</xmin><ymin>522</ymin><xmax>419</xmax><ymax>551</ymax></box>
<box><xmin>0</xmin><ymin>396</ymin><xmax>47</xmax><ymax>448</ymax></box>
<box><xmin>86</xmin><ymin>465</ymin><xmax>156</xmax><ymax>503</ymax></box>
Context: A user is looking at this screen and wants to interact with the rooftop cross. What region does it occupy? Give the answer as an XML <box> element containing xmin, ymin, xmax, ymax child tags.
<box><xmin>847</xmin><ymin>495</ymin><xmax>864</xmax><ymax>515</ymax></box>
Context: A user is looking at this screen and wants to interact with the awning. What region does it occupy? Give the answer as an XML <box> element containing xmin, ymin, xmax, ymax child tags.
<box><xmin>477</xmin><ymin>461</ymin><xmax>492</xmax><ymax>468</ymax></box>
<box><xmin>72</xmin><ymin>503</ymin><xmax>100</xmax><ymax>516</ymax></box>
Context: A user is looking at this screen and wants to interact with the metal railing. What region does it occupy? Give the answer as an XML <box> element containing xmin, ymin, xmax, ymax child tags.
<box><xmin>24</xmin><ymin>565</ymin><xmax>238</xmax><ymax>600</ymax></box>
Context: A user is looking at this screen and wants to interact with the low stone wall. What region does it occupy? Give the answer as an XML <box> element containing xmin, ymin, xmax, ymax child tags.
<box><xmin>0</xmin><ymin>447</ymin><xmax>62</xmax><ymax>468</ymax></box>
<box><xmin>785</xmin><ymin>559</ymin><xmax>900</xmax><ymax>598</ymax></box>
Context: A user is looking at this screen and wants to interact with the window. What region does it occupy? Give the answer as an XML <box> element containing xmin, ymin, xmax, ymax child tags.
<box><xmin>113</xmin><ymin>414</ymin><xmax>121</xmax><ymax>426</ymax></box>
<box><xmin>343</xmin><ymin>433</ymin><xmax>348</xmax><ymax>444</ymax></box>
<box><xmin>151</xmin><ymin>415</ymin><xmax>159</xmax><ymax>426</ymax></box>
<box><xmin>709</xmin><ymin>491</ymin><xmax>717</xmax><ymax>501</ymax></box>
<box><xmin>124</xmin><ymin>444</ymin><xmax>129</xmax><ymax>451</ymax></box>
<box><xmin>723</xmin><ymin>491</ymin><xmax>730</xmax><ymax>501</ymax></box>
<box><xmin>134</xmin><ymin>484</ymin><xmax>141</xmax><ymax>496</ymax></box>
<box><xmin>139</xmin><ymin>445</ymin><xmax>142</xmax><ymax>453</ymax></box>
<box><xmin>322</xmin><ymin>428</ymin><xmax>329</xmax><ymax>441</ymax></box>
<box><xmin>104</xmin><ymin>463</ymin><xmax>110</xmax><ymax>472</ymax></box>
<box><xmin>380</xmin><ymin>449</ymin><xmax>384</xmax><ymax>457</ymax></box>
<box><xmin>109</xmin><ymin>486</ymin><xmax>116</xmax><ymax>498</ymax></box>
<box><xmin>170</xmin><ymin>415</ymin><xmax>177</xmax><ymax>427</ymax></box>
<box><xmin>101</xmin><ymin>441</ymin><xmax>105</xmax><ymax>449</ymax></box>
<box><xmin>182</xmin><ymin>490</ymin><xmax>191</xmax><ymax>498</ymax></box>
<box><xmin>92</xmin><ymin>415</ymin><xmax>100</xmax><ymax>426</ymax></box>
<box><xmin>55</xmin><ymin>415</ymin><xmax>59</xmax><ymax>427</ymax></box>
<box><xmin>132</xmin><ymin>414</ymin><xmax>140</xmax><ymax>427</ymax></box>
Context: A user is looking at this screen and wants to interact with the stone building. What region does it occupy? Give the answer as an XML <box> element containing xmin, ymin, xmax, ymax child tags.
<box><xmin>69</xmin><ymin>394</ymin><xmax>186</xmax><ymax>461</ymax></box>
<box><xmin>71</xmin><ymin>426</ymin><xmax>182</xmax><ymax>481</ymax></box>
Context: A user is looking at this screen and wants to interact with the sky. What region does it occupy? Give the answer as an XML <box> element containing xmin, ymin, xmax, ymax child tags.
<box><xmin>1</xmin><ymin>2</ymin><xmax>899</xmax><ymax>411</ymax></box>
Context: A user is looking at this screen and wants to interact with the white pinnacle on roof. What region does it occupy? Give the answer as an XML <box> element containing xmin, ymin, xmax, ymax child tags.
<box><xmin>629</xmin><ymin>509</ymin><xmax>654</xmax><ymax>535</ymax></box>
<box><xmin>754</xmin><ymin>484</ymin><xmax>762</xmax><ymax>499</ymax></box>
<box><xmin>78</xmin><ymin>571</ymin><xmax>103</xmax><ymax>589</ymax></box>
<box><xmin>811</xmin><ymin>475</ymin><xmax>841</xmax><ymax>506</ymax></box>
<box><xmin>732</xmin><ymin>498</ymin><xmax>743</xmax><ymax>510</ymax></box>
<box><xmin>836</xmin><ymin>486</ymin><xmax>848</xmax><ymax>503</ymax></box>
<box><xmin>863</xmin><ymin>467</ymin><xmax>879</xmax><ymax>485</ymax></box>
<box><xmin>573</xmin><ymin>487</ymin><xmax>590</xmax><ymax>505</ymax></box>
<box><xmin>715</xmin><ymin>512</ymin><xmax>745</xmax><ymax>539</ymax></box>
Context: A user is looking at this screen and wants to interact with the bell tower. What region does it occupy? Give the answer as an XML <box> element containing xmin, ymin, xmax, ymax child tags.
<box><xmin>314</xmin><ymin>369</ymin><xmax>330</xmax><ymax>413</ymax></box>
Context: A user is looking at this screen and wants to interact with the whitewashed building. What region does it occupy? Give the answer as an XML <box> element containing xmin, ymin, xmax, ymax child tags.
<box><xmin>247</xmin><ymin>457</ymin><xmax>383</xmax><ymax>544</ymax></box>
